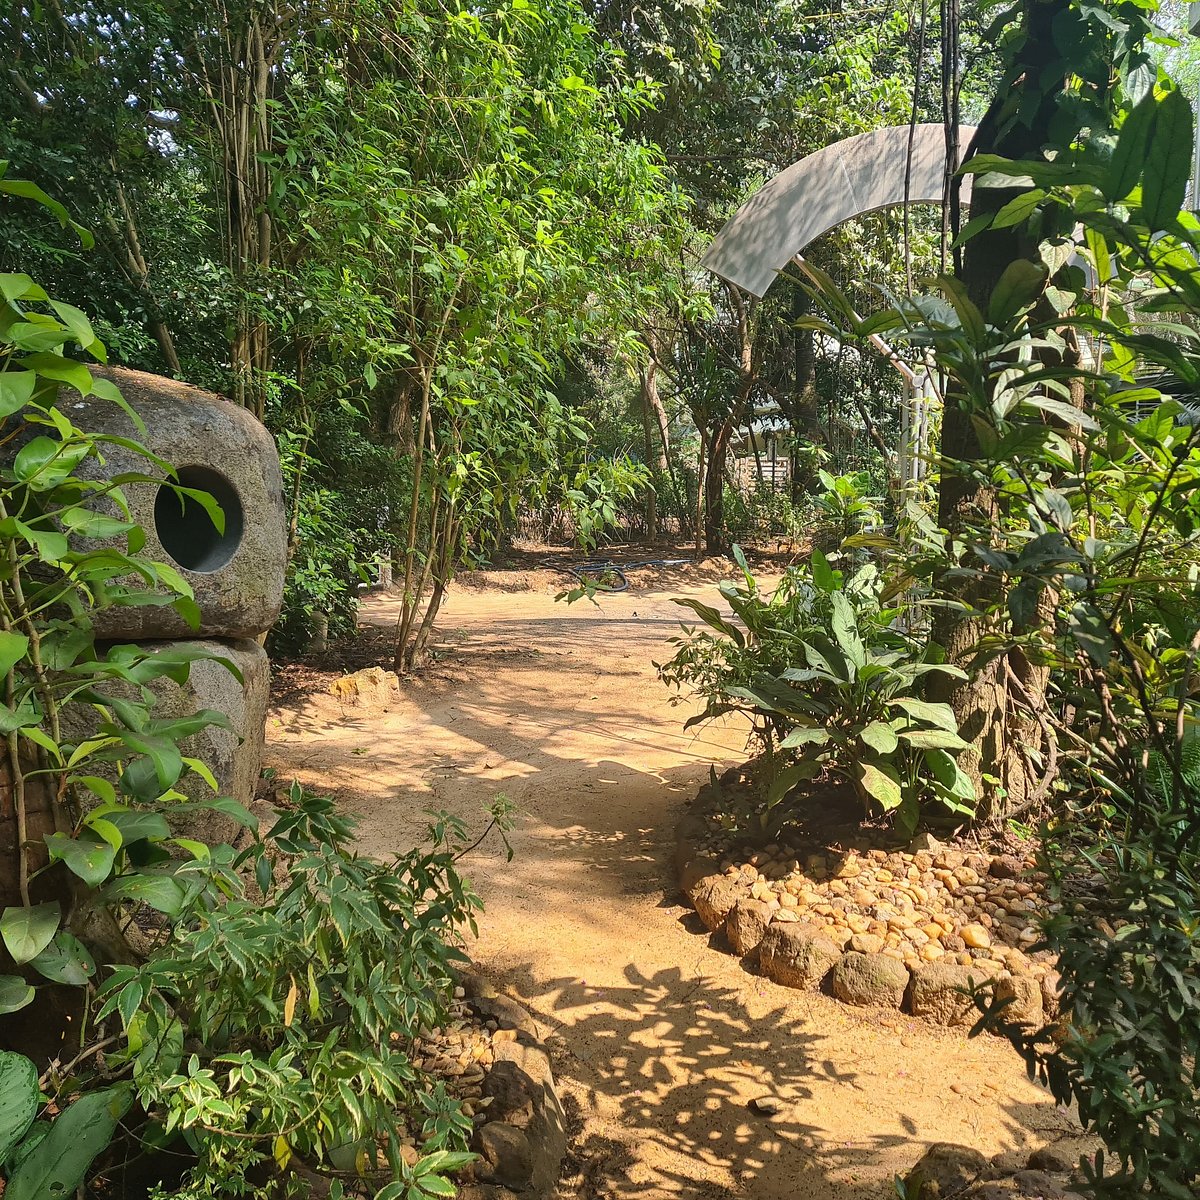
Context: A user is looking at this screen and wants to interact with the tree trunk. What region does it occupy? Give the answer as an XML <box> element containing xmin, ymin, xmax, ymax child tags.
<box><xmin>704</xmin><ymin>423</ymin><xmax>732</xmax><ymax>556</ymax></box>
<box><xmin>788</xmin><ymin>285</ymin><xmax>822</xmax><ymax>495</ymax></box>
<box><xmin>639</xmin><ymin>363</ymin><xmax>660</xmax><ymax>541</ymax></box>
<box><xmin>931</xmin><ymin>0</ymin><xmax>1069</xmax><ymax>821</ymax></box>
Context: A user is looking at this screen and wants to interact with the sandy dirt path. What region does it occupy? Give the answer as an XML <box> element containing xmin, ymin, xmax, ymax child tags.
<box><xmin>266</xmin><ymin>579</ymin><xmax>1074</xmax><ymax>1200</ymax></box>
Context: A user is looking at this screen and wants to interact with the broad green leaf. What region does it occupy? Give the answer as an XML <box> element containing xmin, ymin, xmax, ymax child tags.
<box><xmin>0</xmin><ymin>695</ymin><xmax>40</xmax><ymax>734</ymax></box>
<box><xmin>889</xmin><ymin>698</ymin><xmax>958</xmax><ymax>733</ymax></box>
<box><xmin>5</xmin><ymin>1086</ymin><xmax>131</xmax><ymax>1200</ymax></box>
<box><xmin>766</xmin><ymin>760</ymin><xmax>821</xmax><ymax>805</ymax></box>
<box><xmin>60</xmin><ymin>509</ymin><xmax>136</xmax><ymax>539</ymax></box>
<box><xmin>12</xmin><ymin>436</ymin><xmax>89</xmax><ymax>491</ymax></box>
<box><xmin>990</xmin><ymin>189</ymin><xmax>1046</xmax><ymax>230</ymax></box>
<box><xmin>854</xmin><ymin>760</ymin><xmax>903</xmax><ymax>811</ymax></box>
<box><xmin>778</xmin><ymin>726</ymin><xmax>831</xmax><ymax>749</ymax></box>
<box><xmin>103</xmin><ymin>810</ymin><xmax>170</xmax><ymax>844</ymax></box>
<box><xmin>987</xmin><ymin>259</ymin><xmax>1047</xmax><ymax>326</ymax></box>
<box><xmin>897</xmin><ymin>727</ymin><xmax>969</xmax><ymax>751</ymax></box>
<box><xmin>810</xmin><ymin>549</ymin><xmax>836</xmax><ymax>592</ymax></box>
<box><xmin>0</xmin><ymin>1050</ymin><xmax>39</xmax><ymax>1163</ymax></box>
<box><xmin>925</xmin><ymin>748</ymin><xmax>977</xmax><ymax>802</ymax></box>
<box><xmin>1142</xmin><ymin>87</ymin><xmax>1192</xmax><ymax>229</ymax></box>
<box><xmin>0</xmin><ymin>632</ymin><xmax>29</xmax><ymax>678</ymax></box>
<box><xmin>13</xmin><ymin>520</ymin><xmax>69</xmax><ymax>562</ymax></box>
<box><xmin>937</xmin><ymin>275</ymin><xmax>986</xmax><ymax>344</ymax></box>
<box><xmin>181</xmin><ymin>756</ymin><xmax>219</xmax><ymax>792</ymax></box>
<box><xmin>69</xmin><ymin>774</ymin><xmax>117</xmax><ymax>805</ymax></box>
<box><xmin>30</xmin><ymin>931</ymin><xmax>96</xmax><ymax>986</ymax></box>
<box><xmin>14</xmin><ymin>353</ymin><xmax>92</xmax><ymax>393</ymax></box>
<box><xmin>0</xmin><ymin>274</ymin><xmax>41</xmax><ymax>303</ymax></box>
<box><xmin>180</xmin><ymin>795</ymin><xmax>257</xmax><ymax>830</ymax></box>
<box><xmin>48</xmin><ymin>301</ymin><xmax>96</xmax><ymax>351</ymax></box>
<box><xmin>859</xmin><ymin>722</ymin><xmax>899</xmax><ymax>755</ymax></box>
<box><xmin>0</xmin><ymin>370</ymin><xmax>37</xmax><ymax>418</ymax></box>
<box><xmin>0</xmin><ymin>977</ymin><xmax>34</xmax><ymax>1016</ymax></box>
<box><xmin>45</xmin><ymin>832</ymin><xmax>116</xmax><ymax>887</ymax></box>
<box><xmin>0</xmin><ymin>903</ymin><xmax>60</xmax><ymax>964</ymax></box>
<box><xmin>1069</xmin><ymin>602</ymin><xmax>1113</xmax><ymax>666</ymax></box>
<box><xmin>1105</xmin><ymin>88</ymin><xmax>1157</xmax><ymax>201</ymax></box>
<box><xmin>102</xmin><ymin>873</ymin><xmax>186</xmax><ymax>917</ymax></box>
<box><xmin>829</xmin><ymin>592</ymin><xmax>865</xmax><ymax>668</ymax></box>
<box><xmin>671</xmin><ymin>597</ymin><xmax>744</xmax><ymax>647</ymax></box>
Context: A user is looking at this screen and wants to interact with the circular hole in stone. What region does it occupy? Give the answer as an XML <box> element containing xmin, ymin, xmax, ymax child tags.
<box><xmin>153</xmin><ymin>464</ymin><xmax>245</xmax><ymax>574</ymax></box>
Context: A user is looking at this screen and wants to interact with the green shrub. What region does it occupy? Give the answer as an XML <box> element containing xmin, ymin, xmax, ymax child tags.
<box><xmin>273</xmin><ymin>484</ymin><xmax>370</xmax><ymax>656</ymax></box>
<box><xmin>721</xmin><ymin>482</ymin><xmax>810</xmax><ymax>545</ymax></box>
<box><xmin>0</xmin><ymin>166</ymin><xmax>254</xmax><ymax>1197</ymax></box>
<box><xmin>661</xmin><ymin>547</ymin><xmax>974</xmax><ymax>836</ymax></box>
<box><xmin>98</xmin><ymin>786</ymin><xmax>489</xmax><ymax>1199</ymax></box>
<box><xmin>812</xmin><ymin>469</ymin><xmax>882</xmax><ymax>550</ymax></box>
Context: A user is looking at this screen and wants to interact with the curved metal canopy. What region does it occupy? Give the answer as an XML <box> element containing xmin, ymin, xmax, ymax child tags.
<box><xmin>701</xmin><ymin>124</ymin><xmax>977</xmax><ymax>298</ymax></box>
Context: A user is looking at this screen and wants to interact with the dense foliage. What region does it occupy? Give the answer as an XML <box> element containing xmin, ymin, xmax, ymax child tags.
<box><xmin>0</xmin><ymin>177</ymin><xmax>500</xmax><ymax>1199</ymax></box>
<box><xmin>2</xmin><ymin>0</ymin><xmax>969</xmax><ymax>658</ymax></box>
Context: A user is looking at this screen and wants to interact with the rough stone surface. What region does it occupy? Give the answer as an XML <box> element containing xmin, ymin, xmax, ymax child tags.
<box><xmin>1027</xmin><ymin>1141</ymin><xmax>1091</xmax><ymax>1175</ymax></box>
<box><xmin>482</xmin><ymin>1059</ymin><xmax>537</xmax><ymax>1129</ymax></box>
<box><xmin>832</xmin><ymin>951</ymin><xmax>910</xmax><ymax>1009</ymax></box>
<box><xmin>678</xmin><ymin>854</ymin><xmax>721</xmax><ymax>895</ymax></box>
<box><xmin>963</xmin><ymin>1180</ymin><xmax>1079</xmax><ymax>1200</ymax></box>
<box><xmin>906</xmin><ymin>1143</ymin><xmax>988</xmax><ymax>1196</ymax></box>
<box><xmin>472</xmin><ymin>994</ymin><xmax>540</xmax><ymax>1038</ymax></box>
<box><xmin>476</xmin><ymin>1122</ymin><xmax>533</xmax><ymax>1189</ymax></box>
<box><xmin>1040</xmin><ymin>970</ymin><xmax>1063</xmax><ymax>1017</ymax></box>
<box><xmin>1011</xmin><ymin>1169</ymin><xmax>1072</xmax><ymax>1197</ymax></box>
<box><xmin>909</xmin><ymin>832</ymin><xmax>945</xmax><ymax>853</ymax></box>
<box><xmin>59</xmin><ymin>638</ymin><xmax>269</xmax><ymax>844</ymax></box>
<box><xmin>725</xmin><ymin>897</ymin><xmax>772</xmax><ymax>956</ymax></box>
<box><xmin>994</xmin><ymin>973</ymin><xmax>1044</xmax><ymax>1026</ymax></box>
<box><xmin>55</xmin><ymin>367</ymin><xmax>285</xmax><ymax>639</ymax></box>
<box><xmin>688</xmin><ymin>873</ymin><xmax>744</xmax><ymax>932</ymax></box>
<box><xmin>907</xmin><ymin>962</ymin><xmax>978</xmax><ymax>1027</ymax></box>
<box><xmin>328</xmin><ymin>667</ymin><xmax>399</xmax><ymax>708</ymax></box>
<box><xmin>758</xmin><ymin>924</ymin><xmax>841</xmax><ymax>990</ymax></box>
<box><xmin>675</xmin><ymin>783</ymin><xmax>1057</xmax><ymax>1023</ymax></box>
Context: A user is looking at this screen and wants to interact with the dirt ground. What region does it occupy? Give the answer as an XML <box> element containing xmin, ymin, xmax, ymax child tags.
<box><xmin>265</xmin><ymin>563</ymin><xmax>1077</xmax><ymax>1200</ymax></box>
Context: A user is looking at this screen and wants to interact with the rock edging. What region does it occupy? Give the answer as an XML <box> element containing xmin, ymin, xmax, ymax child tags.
<box><xmin>456</xmin><ymin>970</ymin><xmax>566</xmax><ymax>1199</ymax></box>
<box><xmin>675</xmin><ymin>810</ymin><xmax>1060</xmax><ymax>1028</ymax></box>
<box><xmin>904</xmin><ymin>1139</ymin><xmax>1098</xmax><ymax>1198</ymax></box>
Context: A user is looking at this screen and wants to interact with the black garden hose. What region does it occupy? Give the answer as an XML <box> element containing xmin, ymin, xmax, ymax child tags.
<box><xmin>540</xmin><ymin>557</ymin><xmax>690</xmax><ymax>593</ymax></box>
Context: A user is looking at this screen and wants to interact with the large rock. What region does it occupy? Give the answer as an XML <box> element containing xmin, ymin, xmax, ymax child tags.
<box><xmin>60</xmin><ymin>638</ymin><xmax>268</xmax><ymax>843</ymax></box>
<box><xmin>758</xmin><ymin>923</ymin><xmax>841</xmax><ymax>990</ymax></box>
<box><xmin>1040</xmin><ymin>970</ymin><xmax>1063</xmax><ymax>1017</ymax></box>
<box><xmin>688</xmin><ymin>873</ymin><xmax>744</xmax><ymax>932</ymax></box>
<box><xmin>963</xmin><ymin>1178</ymin><xmax>1079</xmax><ymax>1200</ymax></box>
<box><xmin>56</xmin><ymin>367</ymin><xmax>285</xmax><ymax>640</ymax></box>
<box><xmin>679</xmin><ymin>854</ymin><xmax>721</xmax><ymax>895</ymax></box>
<box><xmin>907</xmin><ymin>962</ymin><xmax>978</xmax><ymax>1026</ymax></box>
<box><xmin>832</xmin><ymin>951</ymin><xmax>909</xmax><ymax>1009</ymax></box>
<box><xmin>725</xmin><ymin>898</ymin><xmax>771</xmax><ymax>956</ymax></box>
<box><xmin>905</xmin><ymin>1143</ymin><xmax>988</xmax><ymax>1196</ymax></box>
<box><xmin>475</xmin><ymin>1123</ymin><xmax>533</xmax><ymax>1189</ymax></box>
<box><xmin>1027</xmin><ymin>1140</ymin><xmax>1094</xmax><ymax>1175</ymax></box>
<box><xmin>994</xmin><ymin>973</ymin><xmax>1044</xmax><ymax>1026</ymax></box>
<box><xmin>328</xmin><ymin>667</ymin><xmax>399</xmax><ymax>709</ymax></box>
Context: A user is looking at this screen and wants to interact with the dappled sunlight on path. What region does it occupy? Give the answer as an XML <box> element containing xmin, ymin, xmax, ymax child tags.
<box><xmin>266</xmin><ymin>581</ymin><xmax>1074</xmax><ymax>1199</ymax></box>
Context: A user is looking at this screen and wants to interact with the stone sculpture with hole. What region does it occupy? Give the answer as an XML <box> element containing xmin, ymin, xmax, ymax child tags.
<box><xmin>49</xmin><ymin>367</ymin><xmax>286</xmax><ymax>838</ymax></box>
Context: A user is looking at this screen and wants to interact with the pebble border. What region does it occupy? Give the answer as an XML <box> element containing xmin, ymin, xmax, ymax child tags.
<box><xmin>455</xmin><ymin>970</ymin><xmax>566</xmax><ymax>1199</ymax></box>
<box><xmin>674</xmin><ymin>805</ymin><xmax>1061</xmax><ymax>1027</ymax></box>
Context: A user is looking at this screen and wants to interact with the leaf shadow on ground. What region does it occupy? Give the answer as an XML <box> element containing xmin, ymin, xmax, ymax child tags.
<box><xmin>503</xmin><ymin>958</ymin><xmax>910</xmax><ymax>1200</ymax></box>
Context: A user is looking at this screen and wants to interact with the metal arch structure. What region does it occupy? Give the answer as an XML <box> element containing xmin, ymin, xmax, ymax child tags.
<box><xmin>700</xmin><ymin>124</ymin><xmax>977</xmax><ymax>299</ymax></box>
<box><xmin>700</xmin><ymin>124</ymin><xmax>976</xmax><ymax>493</ymax></box>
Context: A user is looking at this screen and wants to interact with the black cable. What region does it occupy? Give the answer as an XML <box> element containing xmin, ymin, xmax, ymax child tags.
<box><xmin>538</xmin><ymin>558</ymin><xmax>691</xmax><ymax>593</ymax></box>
